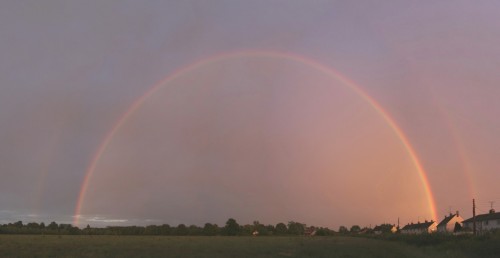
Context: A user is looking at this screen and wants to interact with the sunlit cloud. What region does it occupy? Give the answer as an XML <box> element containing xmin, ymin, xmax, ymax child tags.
<box><xmin>87</xmin><ymin>217</ymin><xmax>128</xmax><ymax>223</ymax></box>
<box><xmin>72</xmin><ymin>214</ymin><xmax>166</xmax><ymax>227</ymax></box>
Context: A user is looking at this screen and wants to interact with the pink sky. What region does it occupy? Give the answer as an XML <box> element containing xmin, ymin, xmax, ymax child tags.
<box><xmin>0</xmin><ymin>1</ymin><xmax>499</xmax><ymax>228</ymax></box>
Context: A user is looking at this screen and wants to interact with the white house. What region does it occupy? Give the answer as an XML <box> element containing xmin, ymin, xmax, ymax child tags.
<box><xmin>401</xmin><ymin>220</ymin><xmax>437</xmax><ymax>234</ymax></box>
<box><xmin>437</xmin><ymin>212</ymin><xmax>464</xmax><ymax>233</ymax></box>
<box><xmin>463</xmin><ymin>209</ymin><xmax>500</xmax><ymax>233</ymax></box>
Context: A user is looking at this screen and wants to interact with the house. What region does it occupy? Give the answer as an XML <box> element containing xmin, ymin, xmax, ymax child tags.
<box><xmin>437</xmin><ymin>211</ymin><xmax>464</xmax><ymax>233</ymax></box>
<box><xmin>373</xmin><ymin>224</ymin><xmax>397</xmax><ymax>234</ymax></box>
<box><xmin>400</xmin><ymin>220</ymin><xmax>437</xmax><ymax>234</ymax></box>
<box><xmin>304</xmin><ymin>227</ymin><xmax>316</xmax><ymax>236</ymax></box>
<box><xmin>463</xmin><ymin>209</ymin><xmax>500</xmax><ymax>233</ymax></box>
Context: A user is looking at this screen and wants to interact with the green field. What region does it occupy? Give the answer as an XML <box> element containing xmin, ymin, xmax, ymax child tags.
<box><xmin>0</xmin><ymin>235</ymin><xmax>499</xmax><ymax>257</ymax></box>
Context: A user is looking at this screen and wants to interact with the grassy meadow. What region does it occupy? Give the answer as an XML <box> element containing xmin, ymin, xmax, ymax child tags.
<box><xmin>1</xmin><ymin>234</ymin><xmax>499</xmax><ymax>257</ymax></box>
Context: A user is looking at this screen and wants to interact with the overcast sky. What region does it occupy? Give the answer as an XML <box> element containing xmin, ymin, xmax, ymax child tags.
<box><xmin>1</xmin><ymin>1</ymin><xmax>499</xmax><ymax>228</ymax></box>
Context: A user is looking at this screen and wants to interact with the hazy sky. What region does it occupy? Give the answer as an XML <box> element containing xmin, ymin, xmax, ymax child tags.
<box><xmin>1</xmin><ymin>1</ymin><xmax>499</xmax><ymax>229</ymax></box>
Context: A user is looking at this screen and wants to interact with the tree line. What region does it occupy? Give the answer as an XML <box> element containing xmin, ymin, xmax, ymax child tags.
<box><xmin>0</xmin><ymin>219</ymin><xmax>357</xmax><ymax>236</ymax></box>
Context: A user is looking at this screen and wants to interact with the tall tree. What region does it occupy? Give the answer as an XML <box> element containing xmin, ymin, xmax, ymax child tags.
<box><xmin>350</xmin><ymin>225</ymin><xmax>361</xmax><ymax>233</ymax></box>
<box><xmin>287</xmin><ymin>221</ymin><xmax>305</xmax><ymax>235</ymax></box>
<box><xmin>224</xmin><ymin>218</ymin><xmax>240</xmax><ymax>236</ymax></box>
<box><xmin>275</xmin><ymin>223</ymin><xmax>287</xmax><ymax>235</ymax></box>
<box><xmin>48</xmin><ymin>222</ymin><xmax>58</xmax><ymax>230</ymax></box>
<box><xmin>338</xmin><ymin>226</ymin><xmax>348</xmax><ymax>234</ymax></box>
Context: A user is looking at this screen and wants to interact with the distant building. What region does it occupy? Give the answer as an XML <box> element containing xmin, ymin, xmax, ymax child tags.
<box><xmin>400</xmin><ymin>220</ymin><xmax>437</xmax><ymax>234</ymax></box>
<box><xmin>304</xmin><ymin>227</ymin><xmax>316</xmax><ymax>236</ymax></box>
<box><xmin>373</xmin><ymin>224</ymin><xmax>397</xmax><ymax>234</ymax></box>
<box><xmin>437</xmin><ymin>212</ymin><xmax>464</xmax><ymax>233</ymax></box>
<box><xmin>463</xmin><ymin>209</ymin><xmax>500</xmax><ymax>233</ymax></box>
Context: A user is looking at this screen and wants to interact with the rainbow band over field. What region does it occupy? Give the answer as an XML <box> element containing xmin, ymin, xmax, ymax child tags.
<box><xmin>74</xmin><ymin>50</ymin><xmax>438</xmax><ymax>226</ymax></box>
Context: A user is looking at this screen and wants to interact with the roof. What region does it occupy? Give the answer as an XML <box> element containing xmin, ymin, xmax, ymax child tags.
<box><xmin>401</xmin><ymin>221</ymin><xmax>435</xmax><ymax>230</ymax></box>
<box><xmin>463</xmin><ymin>211</ymin><xmax>500</xmax><ymax>223</ymax></box>
<box><xmin>437</xmin><ymin>214</ymin><xmax>459</xmax><ymax>227</ymax></box>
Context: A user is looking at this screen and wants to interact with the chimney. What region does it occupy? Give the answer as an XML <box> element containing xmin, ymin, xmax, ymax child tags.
<box><xmin>456</xmin><ymin>211</ymin><xmax>459</xmax><ymax>216</ymax></box>
<box><xmin>489</xmin><ymin>209</ymin><xmax>495</xmax><ymax>214</ymax></box>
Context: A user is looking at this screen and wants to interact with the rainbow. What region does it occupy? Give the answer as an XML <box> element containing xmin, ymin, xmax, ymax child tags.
<box><xmin>431</xmin><ymin>94</ymin><xmax>477</xmax><ymax>199</ymax></box>
<box><xmin>74</xmin><ymin>50</ymin><xmax>438</xmax><ymax>226</ymax></box>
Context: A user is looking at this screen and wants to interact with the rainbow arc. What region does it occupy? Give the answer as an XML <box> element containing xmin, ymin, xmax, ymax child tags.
<box><xmin>74</xmin><ymin>50</ymin><xmax>438</xmax><ymax>226</ymax></box>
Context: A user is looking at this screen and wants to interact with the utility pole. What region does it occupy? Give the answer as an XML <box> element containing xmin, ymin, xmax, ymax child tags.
<box><xmin>473</xmin><ymin>198</ymin><xmax>476</xmax><ymax>236</ymax></box>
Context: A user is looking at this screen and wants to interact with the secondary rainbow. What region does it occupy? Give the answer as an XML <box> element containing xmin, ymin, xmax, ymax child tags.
<box><xmin>74</xmin><ymin>50</ymin><xmax>438</xmax><ymax>226</ymax></box>
<box><xmin>431</xmin><ymin>93</ymin><xmax>477</xmax><ymax>199</ymax></box>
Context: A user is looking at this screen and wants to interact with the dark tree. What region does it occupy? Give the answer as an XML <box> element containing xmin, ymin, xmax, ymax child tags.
<box><xmin>266</xmin><ymin>224</ymin><xmax>275</xmax><ymax>235</ymax></box>
<box><xmin>188</xmin><ymin>225</ymin><xmax>202</xmax><ymax>235</ymax></box>
<box><xmin>224</xmin><ymin>218</ymin><xmax>240</xmax><ymax>236</ymax></box>
<box><xmin>350</xmin><ymin>225</ymin><xmax>361</xmax><ymax>233</ymax></box>
<box><xmin>287</xmin><ymin>221</ymin><xmax>305</xmax><ymax>235</ymax></box>
<box><xmin>27</xmin><ymin>222</ymin><xmax>40</xmax><ymax>229</ymax></box>
<box><xmin>251</xmin><ymin>221</ymin><xmax>269</xmax><ymax>236</ymax></box>
<box><xmin>275</xmin><ymin>223</ymin><xmax>288</xmax><ymax>235</ymax></box>
<box><xmin>159</xmin><ymin>224</ymin><xmax>171</xmax><ymax>235</ymax></box>
<box><xmin>145</xmin><ymin>225</ymin><xmax>160</xmax><ymax>235</ymax></box>
<box><xmin>315</xmin><ymin>227</ymin><xmax>334</xmax><ymax>236</ymax></box>
<box><xmin>175</xmin><ymin>224</ymin><xmax>188</xmax><ymax>236</ymax></box>
<box><xmin>338</xmin><ymin>226</ymin><xmax>348</xmax><ymax>234</ymax></box>
<box><xmin>202</xmin><ymin>223</ymin><xmax>218</xmax><ymax>236</ymax></box>
<box><xmin>13</xmin><ymin>221</ymin><xmax>23</xmax><ymax>228</ymax></box>
<box><xmin>48</xmin><ymin>222</ymin><xmax>58</xmax><ymax>230</ymax></box>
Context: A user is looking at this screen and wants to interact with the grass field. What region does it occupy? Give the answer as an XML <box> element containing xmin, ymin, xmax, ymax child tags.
<box><xmin>0</xmin><ymin>235</ymin><xmax>499</xmax><ymax>257</ymax></box>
